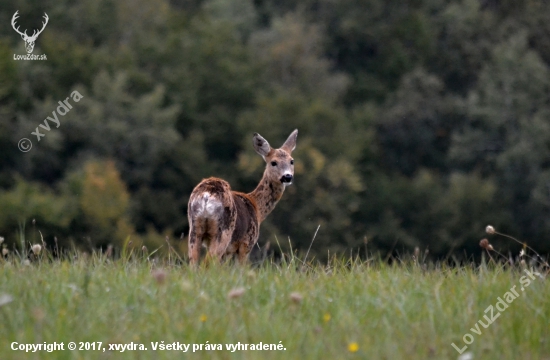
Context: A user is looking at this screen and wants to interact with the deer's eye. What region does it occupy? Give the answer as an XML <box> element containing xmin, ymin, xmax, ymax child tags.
<box><xmin>290</xmin><ymin>160</ymin><xmax>294</xmax><ymax>165</ymax></box>
<box><xmin>271</xmin><ymin>161</ymin><xmax>277</xmax><ymax>166</ymax></box>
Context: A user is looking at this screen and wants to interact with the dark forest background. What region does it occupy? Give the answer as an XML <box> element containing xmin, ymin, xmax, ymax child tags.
<box><xmin>1</xmin><ymin>0</ymin><xmax>550</xmax><ymax>260</ymax></box>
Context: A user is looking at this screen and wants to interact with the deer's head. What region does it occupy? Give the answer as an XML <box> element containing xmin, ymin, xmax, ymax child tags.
<box><xmin>253</xmin><ymin>129</ymin><xmax>298</xmax><ymax>186</ymax></box>
<box><xmin>11</xmin><ymin>11</ymin><xmax>49</xmax><ymax>54</ymax></box>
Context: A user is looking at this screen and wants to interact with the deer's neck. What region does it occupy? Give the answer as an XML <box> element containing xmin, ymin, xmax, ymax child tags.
<box><xmin>248</xmin><ymin>171</ymin><xmax>286</xmax><ymax>222</ymax></box>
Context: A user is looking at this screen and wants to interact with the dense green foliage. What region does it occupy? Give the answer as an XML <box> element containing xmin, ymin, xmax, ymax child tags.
<box><xmin>2</xmin><ymin>0</ymin><xmax>550</xmax><ymax>259</ymax></box>
<box><xmin>0</xmin><ymin>254</ymin><xmax>548</xmax><ymax>359</ymax></box>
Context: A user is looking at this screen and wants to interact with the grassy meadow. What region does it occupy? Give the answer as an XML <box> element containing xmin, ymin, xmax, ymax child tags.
<box><xmin>0</xmin><ymin>249</ymin><xmax>549</xmax><ymax>360</ymax></box>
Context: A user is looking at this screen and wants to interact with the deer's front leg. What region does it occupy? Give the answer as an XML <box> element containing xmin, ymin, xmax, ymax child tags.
<box><xmin>237</xmin><ymin>242</ymin><xmax>252</xmax><ymax>264</ymax></box>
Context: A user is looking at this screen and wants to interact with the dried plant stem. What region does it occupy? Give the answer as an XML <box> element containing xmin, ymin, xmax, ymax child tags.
<box><xmin>494</xmin><ymin>231</ymin><xmax>550</xmax><ymax>269</ymax></box>
<box><xmin>303</xmin><ymin>225</ymin><xmax>320</xmax><ymax>264</ymax></box>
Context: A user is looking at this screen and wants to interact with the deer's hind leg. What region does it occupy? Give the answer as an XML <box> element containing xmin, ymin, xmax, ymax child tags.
<box><xmin>206</xmin><ymin>225</ymin><xmax>234</xmax><ymax>264</ymax></box>
<box><xmin>188</xmin><ymin>217</ymin><xmax>206</xmax><ymax>266</ymax></box>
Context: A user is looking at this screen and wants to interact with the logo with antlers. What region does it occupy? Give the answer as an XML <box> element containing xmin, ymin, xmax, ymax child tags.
<box><xmin>11</xmin><ymin>11</ymin><xmax>49</xmax><ymax>54</ymax></box>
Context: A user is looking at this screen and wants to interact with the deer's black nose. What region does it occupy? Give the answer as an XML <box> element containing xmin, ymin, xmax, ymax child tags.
<box><xmin>281</xmin><ymin>174</ymin><xmax>293</xmax><ymax>183</ymax></box>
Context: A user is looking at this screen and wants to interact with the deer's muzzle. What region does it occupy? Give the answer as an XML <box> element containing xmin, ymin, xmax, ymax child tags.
<box><xmin>281</xmin><ymin>174</ymin><xmax>293</xmax><ymax>184</ymax></box>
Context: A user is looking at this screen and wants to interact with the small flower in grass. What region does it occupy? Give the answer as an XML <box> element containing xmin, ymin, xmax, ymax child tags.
<box><xmin>458</xmin><ymin>352</ymin><xmax>473</xmax><ymax>360</ymax></box>
<box><xmin>0</xmin><ymin>236</ymin><xmax>4</xmax><ymax>244</ymax></box>
<box><xmin>323</xmin><ymin>313</ymin><xmax>331</xmax><ymax>322</ymax></box>
<box><xmin>348</xmin><ymin>342</ymin><xmax>359</xmax><ymax>353</ymax></box>
<box><xmin>200</xmin><ymin>314</ymin><xmax>207</xmax><ymax>322</ymax></box>
<box><xmin>181</xmin><ymin>280</ymin><xmax>192</xmax><ymax>291</ymax></box>
<box><xmin>32</xmin><ymin>244</ymin><xmax>42</xmax><ymax>255</ymax></box>
<box><xmin>519</xmin><ymin>249</ymin><xmax>525</xmax><ymax>257</ymax></box>
<box><xmin>290</xmin><ymin>292</ymin><xmax>303</xmax><ymax>303</ymax></box>
<box><xmin>152</xmin><ymin>269</ymin><xmax>167</xmax><ymax>285</ymax></box>
<box><xmin>0</xmin><ymin>294</ymin><xmax>13</xmax><ymax>307</ymax></box>
<box><xmin>23</xmin><ymin>259</ymin><xmax>31</xmax><ymax>266</ymax></box>
<box><xmin>486</xmin><ymin>225</ymin><xmax>495</xmax><ymax>234</ymax></box>
<box><xmin>2</xmin><ymin>248</ymin><xmax>8</xmax><ymax>256</ymax></box>
<box><xmin>32</xmin><ymin>307</ymin><xmax>45</xmax><ymax>322</ymax></box>
<box><xmin>479</xmin><ymin>238</ymin><xmax>494</xmax><ymax>251</ymax></box>
<box><xmin>228</xmin><ymin>287</ymin><xmax>245</xmax><ymax>300</ymax></box>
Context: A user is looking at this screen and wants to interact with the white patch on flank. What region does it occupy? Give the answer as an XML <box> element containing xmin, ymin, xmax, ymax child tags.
<box><xmin>192</xmin><ymin>193</ymin><xmax>222</xmax><ymax>218</ymax></box>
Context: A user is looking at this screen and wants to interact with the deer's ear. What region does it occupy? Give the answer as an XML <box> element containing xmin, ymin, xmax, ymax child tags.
<box><xmin>281</xmin><ymin>129</ymin><xmax>298</xmax><ymax>153</ymax></box>
<box><xmin>253</xmin><ymin>133</ymin><xmax>271</xmax><ymax>158</ymax></box>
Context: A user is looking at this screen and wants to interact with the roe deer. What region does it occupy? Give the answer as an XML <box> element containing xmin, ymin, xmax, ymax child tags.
<box><xmin>187</xmin><ymin>129</ymin><xmax>298</xmax><ymax>265</ymax></box>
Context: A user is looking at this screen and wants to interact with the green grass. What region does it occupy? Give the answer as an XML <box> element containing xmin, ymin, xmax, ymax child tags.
<box><xmin>0</xmin><ymin>253</ymin><xmax>549</xmax><ymax>360</ymax></box>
